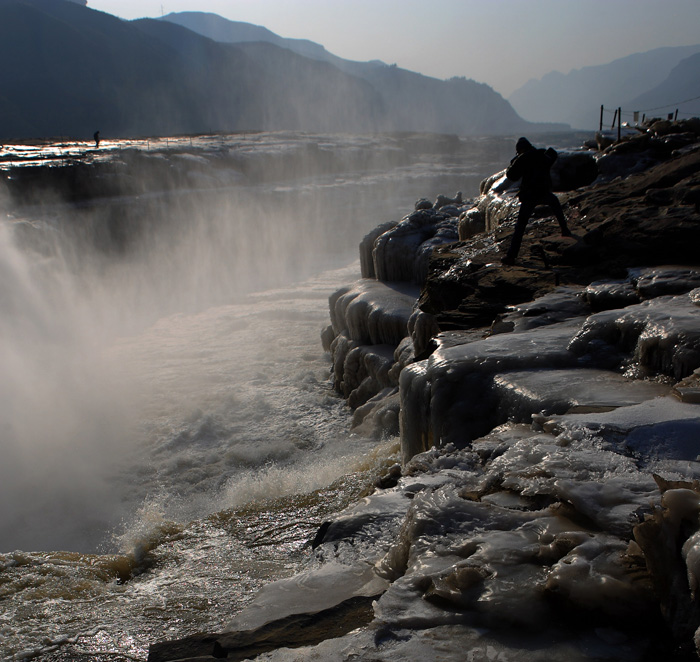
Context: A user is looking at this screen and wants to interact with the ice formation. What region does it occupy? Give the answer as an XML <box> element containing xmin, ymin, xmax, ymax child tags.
<box><xmin>217</xmin><ymin>137</ymin><xmax>700</xmax><ymax>660</ymax></box>
<box><xmin>362</xmin><ymin>204</ymin><xmax>466</xmax><ymax>285</ymax></box>
<box><xmin>274</xmin><ymin>263</ymin><xmax>700</xmax><ymax>661</ymax></box>
<box><xmin>188</xmin><ymin>146</ymin><xmax>700</xmax><ymax>660</ymax></box>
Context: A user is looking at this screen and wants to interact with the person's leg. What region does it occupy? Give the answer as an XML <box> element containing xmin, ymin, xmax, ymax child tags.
<box><xmin>544</xmin><ymin>192</ymin><xmax>571</xmax><ymax>235</ymax></box>
<box><xmin>503</xmin><ymin>200</ymin><xmax>534</xmax><ymax>263</ymax></box>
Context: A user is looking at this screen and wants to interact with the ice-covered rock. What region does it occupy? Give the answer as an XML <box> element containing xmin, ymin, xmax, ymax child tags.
<box><xmin>492</xmin><ymin>368</ymin><xmax>669</xmax><ymax>420</ymax></box>
<box><xmin>490</xmin><ymin>285</ymin><xmax>589</xmax><ymax>334</ymax></box>
<box><xmin>221</xmin><ymin>562</ymin><xmax>390</xmax><ymax>635</ymax></box>
<box><xmin>459</xmin><ymin>171</ymin><xmax>519</xmax><ymax>240</ymax></box>
<box><xmin>583</xmin><ymin>266</ymin><xmax>700</xmax><ymax>312</ymax></box>
<box><xmin>325</xmin><ymin>280</ymin><xmax>419</xmax><ymax>414</ymax></box>
<box><xmin>300</xmin><ymin>130</ymin><xmax>700</xmax><ymax>662</ymax></box>
<box><xmin>569</xmin><ymin>291</ymin><xmax>700</xmax><ymax>379</ymax></box>
<box><xmin>328</xmin><ymin>280</ymin><xmax>419</xmax><ymax>347</ymax></box>
<box><xmin>456</xmin><ymin>150</ymin><xmax>597</xmax><ymax>243</ymax></box>
<box><xmin>330</xmin><ymin>341</ymin><xmax>395</xmax><ymax>408</ymax></box>
<box><xmin>359</xmin><ymin>221</ymin><xmax>398</xmax><ymax>279</ymax></box>
<box><xmin>584</xmin><ymin>279</ymin><xmax>641</xmax><ymax>311</ymax></box>
<box><xmin>550</xmin><ymin>150</ymin><xmax>598</xmax><ymax>191</ymax></box>
<box><xmin>634</xmin><ymin>483</ymin><xmax>700</xmax><ymax>655</ymax></box>
<box><xmin>399</xmin><ymin>320</ymin><xmax>582</xmax><ymax>461</ymax></box>
<box><xmin>631</xmin><ymin>266</ymin><xmax>700</xmax><ymax>299</ymax></box>
<box><xmin>370</xmin><ymin>208</ymin><xmax>461</xmax><ymax>284</ymax></box>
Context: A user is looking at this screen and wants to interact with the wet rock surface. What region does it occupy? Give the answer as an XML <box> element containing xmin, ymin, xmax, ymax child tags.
<box><xmin>151</xmin><ymin>123</ymin><xmax>700</xmax><ymax>661</ymax></box>
<box><xmin>421</xmin><ymin>143</ymin><xmax>700</xmax><ymax>331</ymax></box>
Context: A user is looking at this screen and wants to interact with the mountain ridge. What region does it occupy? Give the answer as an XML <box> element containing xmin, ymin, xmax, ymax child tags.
<box><xmin>0</xmin><ymin>0</ymin><xmax>564</xmax><ymax>140</ymax></box>
<box><xmin>509</xmin><ymin>44</ymin><xmax>700</xmax><ymax>129</ymax></box>
<box><xmin>625</xmin><ymin>51</ymin><xmax>700</xmax><ymax>120</ymax></box>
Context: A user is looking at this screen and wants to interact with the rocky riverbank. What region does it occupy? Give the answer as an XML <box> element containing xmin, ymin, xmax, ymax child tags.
<box><xmin>149</xmin><ymin>120</ymin><xmax>700</xmax><ymax>661</ymax></box>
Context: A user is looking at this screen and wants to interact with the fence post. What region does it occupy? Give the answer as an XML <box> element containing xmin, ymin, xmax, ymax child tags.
<box><xmin>617</xmin><ymin>107</ymin><xmax>622</xmax><ymax>141</ymax></box>
<box><xmin>600</xmin><ymin>105</ymin><xmax>604</xmax><ymax>131</ymax></box>
<box><xmin>611</xmin><ymin>108</ymin><xmax>618</xmax><ymax>130</ymax></box>
<box><xmin>675</xmin><ymin>109</ymin><xmax>679</xmax><ymax>121</ymax></box>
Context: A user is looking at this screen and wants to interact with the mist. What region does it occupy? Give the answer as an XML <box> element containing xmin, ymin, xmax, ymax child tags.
<box><xmin>0</xmin><ymin>132</ymin><xmax>507</xmax><ymax>553</ymax></box>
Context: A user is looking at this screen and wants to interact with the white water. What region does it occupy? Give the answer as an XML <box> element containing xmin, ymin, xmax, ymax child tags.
<box><xmin>0</xmin><ymin>132</ymin><xmax>513</xmax><ymax>660</ymax></box>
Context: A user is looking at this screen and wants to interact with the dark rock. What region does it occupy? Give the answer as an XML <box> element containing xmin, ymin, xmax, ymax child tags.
<box><xmin>551</xmin><ymin>150</ymin><xmax>598</xmax><ymax>191</ymax></box>
<box><xmin>419</xmin><ymin>145</ymin><xmax>700</xmax><ymax>332</ymax></box>
<box><xmin>213</xmin><ymin>596</ymin><xmax>377</xmax><ymax>661</ymax></box>
<box><xmin>148</xmin><ymin>634</ymin><xmax>222</xmax><ymax>662</ymax></box>
<box><xmin>434</xmin><ymin>191</ymin><xmax>463</xmax><ymax>209</ymax></box>
<box><xmin>375</xmin><ymin>462</ymin><xmax>402</xmax><ymax>489</ymax></box>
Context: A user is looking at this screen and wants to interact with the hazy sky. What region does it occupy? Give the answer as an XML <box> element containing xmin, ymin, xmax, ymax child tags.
<box><xmin>87</xmin><ymin>0</ymin><xmax>700</xmax><ymax>97</ymax></box>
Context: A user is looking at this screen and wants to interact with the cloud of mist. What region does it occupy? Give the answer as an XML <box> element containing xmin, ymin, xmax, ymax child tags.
<box><xmin>0</xmin><ymin>133</ymin><xmax>508</xmax><ymax>553</ymax></box>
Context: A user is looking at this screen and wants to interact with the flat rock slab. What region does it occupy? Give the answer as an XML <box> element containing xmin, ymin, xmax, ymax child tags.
<box><xmin>492</xmin><ymin>368</ymin><xmax>671</xmax><ymax>417</ymax></box>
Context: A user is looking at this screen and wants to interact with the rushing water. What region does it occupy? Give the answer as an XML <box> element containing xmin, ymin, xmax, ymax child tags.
<box><xmin>0</xmin><ymin>132</ymin><xmax>576</xmax><ymax>661</ymax></box>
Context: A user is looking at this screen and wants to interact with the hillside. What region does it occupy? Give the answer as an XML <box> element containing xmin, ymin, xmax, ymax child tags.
<box><xmin>161</xmin><ymin>10</ymin><xmax>566</xmax><ymax>136</ymax></box>
<box><xmin>0</xmin><ymin>0</ymin><xmax>560</xmax><ymax>140</ymax></box>
<box><xmin>626</xmin><ymin>51</ymin><xmax>700</xmax><ymax>120</ymax></box>
<box><xmin>161</xmin><ymin>11</ymin><xmax>337</xmax><ymax>64</ymax></box>
<box><xmin>509</xmin><ymin>45</ymin><xmax>700</xmax><ymax>130</ymax></box>
<box><xmin>0</xmin><ymin>0</ymin><xmax>386</xmax><ymax>140</ymax></box>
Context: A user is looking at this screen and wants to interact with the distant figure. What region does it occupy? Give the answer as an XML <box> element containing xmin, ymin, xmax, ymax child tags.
<box><xmin>501</xmin><ymin>137</ymin><xmax>571</xmax><ymax>265</ymax></box>
<box><xmin>93</xmin><ymin>130</ymin><xmax>100</xmax><ymax>148</ymax></box>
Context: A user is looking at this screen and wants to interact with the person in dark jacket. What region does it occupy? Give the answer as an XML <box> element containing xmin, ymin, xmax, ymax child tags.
<box><xmin>501</xmin><ymin>137</ymin><xmax>571</xmax><ymax>265</ymax></box>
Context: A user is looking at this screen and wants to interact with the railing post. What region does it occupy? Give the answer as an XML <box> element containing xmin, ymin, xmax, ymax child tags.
<box><xmin>617</xmin><ymin>107</ymin><xmax>622</xmax><ymax>141</ymax></box>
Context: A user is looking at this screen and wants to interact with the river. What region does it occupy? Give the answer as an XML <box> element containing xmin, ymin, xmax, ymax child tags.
<box><xmin>0</xmin><ymin>131</ymin><xmax>579</xmax><ymax>661</ymax></box>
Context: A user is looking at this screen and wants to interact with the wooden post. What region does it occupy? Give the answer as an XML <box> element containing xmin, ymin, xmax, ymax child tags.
<box><xmin>611</xmin><ymin>108</ymin><xmax>618</xmax><ymax>130</ymax></box>
<box><xmin>617</xmin><ymin>107</ymin><xmax>622</xmax><ymax>141</ymax></box>
<box><xmin>675</xmin><ymin>109</ymin><xmax>679</xmax><ymax>121</ymax></box>
<box><xmin>600</xmin><ymin>105</ymin><xmax>604</xmax><ymax>131</ymax></box>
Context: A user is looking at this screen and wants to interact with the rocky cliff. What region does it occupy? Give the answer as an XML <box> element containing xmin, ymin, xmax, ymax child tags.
<box><xmin>149</xmin><ymin>119</ymin><xmax>700</xmax><ymax>661</ymax></box>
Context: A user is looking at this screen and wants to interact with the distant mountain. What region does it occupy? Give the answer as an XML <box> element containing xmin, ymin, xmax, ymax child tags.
<box><xmin>626</xmin><ymin>52</ymin><xmax>700</xmax><ymax>120</ymax></box>
<box><xmin>0</xmin><ymin>0</ymin><xmax>562</xmax><ymax>141</ymax></box>
<box><xmin>161</xmin><ymin>11</ymin><xmax>343</xmax><ymax>64</ymax></box>
<box><xmin>160</xmin><ymin>10</ymin><xmax>566</xmax><ymax>136</ymax></box>
<box><xmin>509</xmin><ymin>45</ymin><xmax>700</xmax><ymax>130</ymax></box>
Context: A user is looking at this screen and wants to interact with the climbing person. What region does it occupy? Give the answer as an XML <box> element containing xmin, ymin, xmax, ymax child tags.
<box><xmin>501</xmin><ymin>137</ymin><xmax>571</xmax><ymax>265</ymax></box>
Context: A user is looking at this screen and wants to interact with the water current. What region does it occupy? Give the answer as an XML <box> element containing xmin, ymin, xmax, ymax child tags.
<box><xmin>0</xmin><ymin>132</ymin><xmax>576</xmax><ymax>661</ymax></box>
